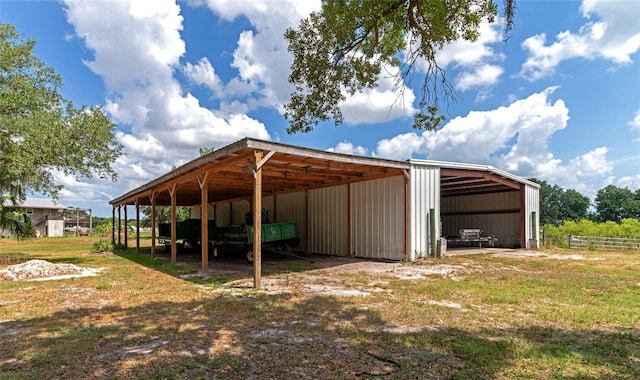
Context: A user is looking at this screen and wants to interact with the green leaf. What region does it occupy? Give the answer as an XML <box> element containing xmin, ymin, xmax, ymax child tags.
<box><xmin>284</xmin><ymin>0</ymin><xmax>510</xmax><ymax>133</ymax></box>
<box><xmin>0</xmin><ymin>23</ymin><xmax>122</xmax><ymax>232</ymax></box>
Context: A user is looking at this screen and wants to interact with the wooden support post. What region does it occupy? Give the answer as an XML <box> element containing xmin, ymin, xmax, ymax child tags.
<box><xmin>135</xmin><ymin>200</ymin><xmax>140</xmax><ymax>254</ymax></box>
<box><xmin>531</xmin><ymin>212</ymin><xmax>537</xmax><ymax>240</ymax></box>
<box><xmin>252</xmin><ymin>150</ymin><xmax>263</xmax><ymax>289</ymax></box>
<box><xmin>111</xmin><ymin>207</ymin><xmax>116</xmax><ymax>245</ymax></box>
<box><xmin>273</xmin><ymin>194</ymin><xmax>277</xmax><ymax>223</ymax></box>
<box><xmin>124</xmin><ymin>205</ymin><xmax>128</xmax><ymax>248</ymax></box>
<box><xmin>199</xmin><ymin>173</ymin><xmax>209</xmax><ymax>273</ymax></box>
<box><xmin>530</xmin><ymin>211</ymin><xmax>536</xmax><ymax>249</ymax></box>
<box><xmin>170</xmin><ymin>184</ymin><xmax>177</xmax><ymax>265</ymax></box>
<box><xmin>150</xmin><ymin>193</ymin><xmax>157</xmax><ymax>258</ymax></box>
<box><xmin>117</xmin><ymin>206</ymin><xmax>122</xmax><ymax>247</ymax></box>
<box><xmin>305</xmin><ymin>190</ymin><xmax>309</xmax><ymax>255</ymax></box>
<box><xmin>347</xmin><ymin>183</ymin><xmax>352</xmax><ymax>256</ymax></box>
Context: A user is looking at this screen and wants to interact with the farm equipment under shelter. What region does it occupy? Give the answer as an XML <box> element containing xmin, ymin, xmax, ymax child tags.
<box><xmin>158</xmin><ymin>219</ymin><xmax>201</xmax><ymax>251</ymax></box>
<box><xmin>158</xmin><ymin>219</ymin><xmax>302</xmax><ymax>262</ymax></box>
<box><xmin>446</xmin><ymin>228</ymin><xmax>497</xmax><ymax>248</ymax></box>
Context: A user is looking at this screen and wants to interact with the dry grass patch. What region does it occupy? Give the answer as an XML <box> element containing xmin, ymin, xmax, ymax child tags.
<box><xmin>1</xmin><ymin>239</ymin><xmax>638</xmax><ymax>379</ymax></box>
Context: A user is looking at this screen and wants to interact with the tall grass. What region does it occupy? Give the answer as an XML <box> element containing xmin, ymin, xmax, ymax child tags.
<box><xmin>543</xmin><ymin>218</ymin><xmax>640</xmax><ymax>247</ymax></box>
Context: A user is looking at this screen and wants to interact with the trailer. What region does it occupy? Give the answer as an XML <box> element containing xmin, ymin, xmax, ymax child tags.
<box><xmin>211</xmin><ymin>221</ymin><xmax>301</xmax><ymax>263</ymax></box>
<box><xmin>159</xmin><ymin>219</ymin><xmax>301</xmax><ymax>262</ymax></box>
<box><xmin>158</xmin><ymin>219</ymin><xmax>202</xmax><ymax>252</ymax></box>
<box><xmin>446</xmin><ymin>228</ymin><xmax>498</xmax><ymax>248</ymax></box>
<box><xmin>245</xmin><ymin>221</ymin><xmax>301</xmax><ymax>262</ymax></box>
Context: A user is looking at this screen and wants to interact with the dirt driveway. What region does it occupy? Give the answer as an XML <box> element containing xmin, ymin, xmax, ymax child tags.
<box><xmin>160</xmin><ymin>247</ymin><xmax>603</xmax><ymax>298</ymax></box>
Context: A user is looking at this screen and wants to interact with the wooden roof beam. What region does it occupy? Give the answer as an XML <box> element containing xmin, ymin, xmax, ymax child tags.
<box><xmin>441</xmin><ymin>169</ymin><xmax>520</xmax><ymax>190</ymax></box>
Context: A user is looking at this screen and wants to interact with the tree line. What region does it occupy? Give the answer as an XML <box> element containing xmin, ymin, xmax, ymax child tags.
<box><xmin>529</xmin><ymin>179</ymin><xmax>640</xmax><ymax>226</ymax></box>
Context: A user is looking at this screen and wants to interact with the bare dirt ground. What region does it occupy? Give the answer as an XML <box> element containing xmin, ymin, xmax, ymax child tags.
<box><xmin>0</xmin><ymin>248</ymin><xmax>601</xmax><ymax>285</ymax></box>
<box><xmin>230</xmin><ymin>249</ymin><xmax>603</xmax><ymax>296</ymax></box>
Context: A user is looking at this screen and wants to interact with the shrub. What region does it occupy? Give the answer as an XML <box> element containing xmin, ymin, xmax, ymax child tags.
<box><xmin>92</xmin><ymin>239</ymin><xmax>114</xmax><ymax>253</ymax></box>
<box><xmin>542</xmin><ymin>218</ymin><xmax>640</xmax><ymax>248</ymax></box>
<box><xmin>620</xmin><ymin>218</ymin><xmax>640</xmax><ymax>238</ymax></box>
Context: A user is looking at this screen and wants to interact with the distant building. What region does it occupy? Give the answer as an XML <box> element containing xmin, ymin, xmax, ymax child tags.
<box><xmin>9</xmin><ymin>198</ymin><xmax>67</xmax><ymax>237</ymax></box>
<box><xmin>3</xmin><ymin>198</ymin><xmax>92</xmax><ymax>238</ymax></box>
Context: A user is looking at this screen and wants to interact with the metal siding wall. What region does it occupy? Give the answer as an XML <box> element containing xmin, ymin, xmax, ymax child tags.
<box><xmin>215</xmin><ymin>202</ymin><xmax>231</xmax><ymax>226</ymax></box>
<box><xmin>441</xmin><ymin>191</ymin><xmax>519</xmax><ymax>213</ymax></box>
<box><xmin>441</xmin><ymin>213</ymin><xmax>521</xmax><ymax>247</ymax></box>
<box><xmin>229</xmin><ymin>197</ymin><xmax>275</xmax><ymax>225</ymax></box>
<box><xmin>262</xmin><ymin>195</ymin><xmax>275</xmax><ymax>223</ymax></box>
<box><xmin>207</xmin><ymin>205</ymin><xmax>215</xmax><ymax>222</ymax></box>
<box><xmin>351</xmin><ymin>176</ymin><xmax>405</xmax><ymax>260</ymax></box>
<box><xmin>525</xmin><ymin>184</ymin><xmax>540</xmax><ymax>248</ymax></box>
<box><xmin>308</xmin><ymin>185</ymin><xmax>349</xmax><ymax>256</ymax></box>
<box><xmin>441</xmin><ymin>191</ymin><xmax>521</xmax><ymax>247</ymax></box>
<box><xmin>274</xmin><ymin>191</ymin><xmax>307</xmax><ymax>252</ymax></box>
<box><xmin>189</xmin><ymin>205</ymin><xmax>215</xmax><ymax>221</ymax></box>
<box><xmin>409</xmin><ymin>165</ymin><xmax>440</xmax><ymax>260</ymax></box>
<box><xmin>231</xmin><ymin>200</ymin><xmax>251</xmax><ymax>225</ymax></box>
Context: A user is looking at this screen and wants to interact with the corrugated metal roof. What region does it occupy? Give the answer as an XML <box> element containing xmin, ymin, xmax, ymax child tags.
<box><xmin>409</xmin><ymin>159</ymin><xmax>540</xmax><ymax>188</ymax></box>
<box><xmin>410</xmin><ymin>159</ymin><xmax>539</xmax><ymax>197</ymax></box>
<box><xmin>110</xmin><ymin>138</ymin><xmax>409</xmax><ymax>207</ymax></box>
<box><xmin>18</xmin><ymin>198</ymin><xmax>67</xmax><ymax>209</ymax></box>
<box><xmin>110</xmin><ymin>138</ymin><xmax>539</xmax><ymax>207</ymax></box>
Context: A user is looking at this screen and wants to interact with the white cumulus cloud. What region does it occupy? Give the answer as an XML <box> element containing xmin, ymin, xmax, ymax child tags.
<box><xmin>455</xmin><ymin>64</ymin><xmax>504</xmax><ymax>92</ymax></box>
<box><xmin>183</xmin><ymin>57</ymin><xmax>224</xmax><ymax>97</ymax></box>
<box><xmin>629</xmin><ymin>109</ymin><xmax>640</xmax><ymax>130</ymax></box>
<box><xmin>417</xmin><ymin>19</ymin><xmax>506</xmax><ymax>97</ymax></box>
<box><xmin>519</xmin><ymin>0</ymin><xmax>640</xmax><ymax>80</ymax></box>
<box><xmin>192</xmin><ymin>0</ymin><xmax>417</xmax><ymax>125</ymax></box>
<box><xmin>63</xmin><ymin>0</ymin><xmax>271</xmax><ymax>192</ymax></box>
<box><xmin>327</xmin><ymin>141</ymin><xmax>368</xmax><ymax>156</ymax></box>
<box><xmin>374</xmin><ymin>87</ymin><xmax>617</xmax><ymax>194</ymax></box>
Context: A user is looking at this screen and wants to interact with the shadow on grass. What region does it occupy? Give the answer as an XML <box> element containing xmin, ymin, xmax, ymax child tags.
<box><xmin>0</xmin><ymin>253</ymin><xmax>29</xmax><ymax>266</ymax></box>
<box><xmin>0</xmin><ymin>252</ymin><xmax>94</xmax><ymax>267</ymax></box>
<box><xmin>42</xmin><ymin>256</ymin><xmax>96</xmax><ymax>265</ymax></box>
<box><xmin>1</xmin><ymin>292</ymin><xmax>637</xmax><ymax>379</ymax></box>
<box><xmin>117</xmin><ymin>246</ymin><xmax>360</xmax><ymax>287</ymax></box>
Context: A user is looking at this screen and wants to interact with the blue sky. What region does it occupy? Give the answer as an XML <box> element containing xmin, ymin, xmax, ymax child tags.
<box><xmin>2</xmin><ymin>0</ymin><xmax>639</xmax><ymax>217</ymax></box>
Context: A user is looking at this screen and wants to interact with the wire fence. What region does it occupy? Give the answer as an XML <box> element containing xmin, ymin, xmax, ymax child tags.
<box><xmin>569</xmin><ymin>235</ymin><xmax>640</xmax><ymax>251</ymax></box>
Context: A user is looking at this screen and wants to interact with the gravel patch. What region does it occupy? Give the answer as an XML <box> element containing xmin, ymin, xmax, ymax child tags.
<box><xmin>0</xmin><ymin>259</ymin><xmax>104</xmax><ymax>281</ymax></box>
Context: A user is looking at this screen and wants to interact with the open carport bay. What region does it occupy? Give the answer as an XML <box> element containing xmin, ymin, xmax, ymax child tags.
<box><xmin>110</xmin><ymin>138</ymin><xmax>539</xmax><ymax>280</ymax></box>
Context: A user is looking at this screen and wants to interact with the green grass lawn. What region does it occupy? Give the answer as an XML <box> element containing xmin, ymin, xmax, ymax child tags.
<box><xmin>0</xmin><ymin>237</ymin><xmax>638</xmax><ymax>379</ymax></box>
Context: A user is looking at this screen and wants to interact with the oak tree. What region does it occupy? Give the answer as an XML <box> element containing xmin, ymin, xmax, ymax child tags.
<box><xmin>529</xmin><ymin>178</ymin><xmax>590</xmax><ymax>226</ymax></box>
<box><xmin>595</xmin><ymin>185</ymin><xmax>640</xmax><ymax>223</ymax></box>
<box><xmin>284</xmin><ymin>0</ymin><xmax>515</xmax><ymax>133</ymax></box>
<box><xmin>0</xmin><ymin>23</ymin><xmax>122</xmax><ymax>236</ymax></box>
